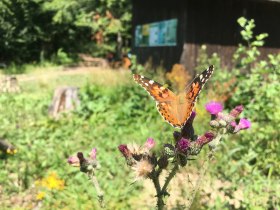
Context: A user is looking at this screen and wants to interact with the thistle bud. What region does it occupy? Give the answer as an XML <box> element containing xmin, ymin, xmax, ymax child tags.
<box><xmin>210</xmin><ymin>120</ymin><xmax>220</xmax><ymax>128</ymax></box>
<box><xmin>230</xmin><ymin>105</ymin><xmax>244</xmax><ymax>118</ymax></box>
<box><xmin>158</xmin><ymin>155</ymin><xmax>168</xmax><ymax>169</ymax></box>
<box><xmin>164</xmin><ymin>144</ymin><xmax>175</xmax><ymax>157</ymax></box>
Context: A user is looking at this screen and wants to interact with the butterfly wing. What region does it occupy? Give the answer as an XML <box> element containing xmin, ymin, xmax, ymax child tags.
<box><xmin>185</xmin><ymin>65</ymin><xmax>214</xmax><ymax>102</ymax></box>
<box><xmin>133</xmin><ymin>74</ymin><xmax>183</xmax><ymax>127</ymax></box>
<box><xmin>133</xmin><ymin>74</ymin><xmax>176</xmax><ymax>102</ymax></box>
<box><xmin>176</xmin><ymin>65</ymin><xmax>215</xmax><ymax>127</ymax></box>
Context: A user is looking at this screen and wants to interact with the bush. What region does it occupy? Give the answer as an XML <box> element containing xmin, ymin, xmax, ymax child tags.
<box><xmin>196</xmin><ymin>17</ymin><xmax>280</xmax><ymax>209</ymax></box>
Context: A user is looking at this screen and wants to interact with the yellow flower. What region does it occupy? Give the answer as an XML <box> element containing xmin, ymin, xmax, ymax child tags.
<box><xmin>6</xmin><ymin>148</ymin><xmax>17</xmax><ymax>155</ymax></box>
<box><xmin>37</xmin><ymin>172</ymin><xmax>65</xmax><ymax>191</ymax></box>
<box><xmin>36</xmin><ymin>191</ymin><xmax>46</xmax><ymax>200</ymax></box>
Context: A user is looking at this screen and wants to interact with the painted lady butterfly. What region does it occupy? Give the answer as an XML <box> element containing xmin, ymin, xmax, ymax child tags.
<box><xmin>133</xmin><ymin>65</ymin><xmax>214</xmax><ymax>128</ymax></box>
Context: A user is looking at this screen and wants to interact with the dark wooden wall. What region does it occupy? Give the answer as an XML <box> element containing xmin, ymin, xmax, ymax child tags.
<box><xmin>132</xmin><ymin>0</ymin><xmax>280</xmax><ymax>73</ymax></box>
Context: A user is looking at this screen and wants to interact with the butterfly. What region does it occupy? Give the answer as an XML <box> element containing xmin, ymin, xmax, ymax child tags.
<box><xmin>133</xmin><ymin>65</ymin><xmax>214</xmax><ymax>128</ymax></box>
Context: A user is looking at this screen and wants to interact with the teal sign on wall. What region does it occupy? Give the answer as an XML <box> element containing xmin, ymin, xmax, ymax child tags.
<box><xmin>135</xmin><ymin>19</ymin><xmax>177</xmax><ymax>47</ymax></box>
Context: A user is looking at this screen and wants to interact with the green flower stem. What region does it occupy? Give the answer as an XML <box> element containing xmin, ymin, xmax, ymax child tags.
<box><xmin>161</xmin><ymin>163</ymin><xmax>179</xmax><ymax>195</ymax></box>
<box><xmin>88</xmin><ymin>172</ymin><xmax>105</xmax><ymax>208</ymax></box>
<box><xmin>186</xmin><ymin>131</ymin><xmax>225</xmax><ymax>210</ymax></box>
<box><xmin>151</xmin><ymin>170</ymin><xmax>164</xmax><ymax>210</ymax></box>
<box><xmin>151</xmin><ymin>164</ymin><xmax>179</xmax><ymax>210</ymax></box>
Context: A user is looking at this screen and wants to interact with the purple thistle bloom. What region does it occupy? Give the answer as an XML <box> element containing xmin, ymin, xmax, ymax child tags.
<box><xmin>205</xmin><ymin>102</ymin><xmax>223</xmax><ymax>115</ymax></box>
<box><xmin>189</xmin><ymin>111</ymin><xmax>196</xmax><ymax>121</ymax></box>
<box><xmin>67</xmin><ymin>155</ymin><xmax>80</xmax><ymax>166</ymax></box>
<box><xmin>196</xmin><ymin>132</ymin><xmax>215</xmax><ymax>146</ymax></box>
<box><xmin>145</xmin><ymin>138</ymin><xmax>155</xmax><ymax>149</ymax></box>
<box><xmin>230</xmin><ymin>105</ymin><xmax>244</xmax><ymax>118</ymax></box>
<box><xmin>205</xmin><ymin>132</ymin><xmax>215</xmax><ymax>140</ymax></box>
<box><xmin>118</xmin><ymin>144</ymin><xmax>131</xmax><ymax>158</ymax></box>
<box><xmin>89</xmin><ymin>148</ymin><xmax>97</xmax><ymax>160</ymax></box>
<box><xmin>230</xmin><ymin>121</ymin><xmax>237</xmax><ymax>127</ymax></box>
<box><xmin>238</xmin><ymin>118</ymin><xmax>251</xmax><ymax>130</ymax></box>
<box><xmin>176</xmin><ymin>138</ymin><xmax>190</xmax><ymax>153</ymax></box>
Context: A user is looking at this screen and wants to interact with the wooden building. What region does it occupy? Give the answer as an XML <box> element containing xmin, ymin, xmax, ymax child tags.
<box><xmin>132</xmin><ymin>0</ymin><xmax>280</xmax><ymax>73</ymax></box>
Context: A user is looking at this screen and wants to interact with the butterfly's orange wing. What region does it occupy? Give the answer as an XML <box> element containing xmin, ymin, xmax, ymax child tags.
<box><xmin>133</xmin><ymin>74</ymin><xmax>176</xmax><ymax>102</ymax></box>
<box><xmin>133</xmin><ymin>74</ymin><xmax>182</xmax><ymax>127</ymax></box>
<box><xmin>133</xmin><ymin>65</ymin><xmax>214</xmax><ymax>128</ymax></box>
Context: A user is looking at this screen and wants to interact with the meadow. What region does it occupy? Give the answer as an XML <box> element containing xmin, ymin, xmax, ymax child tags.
<box><xmin>1</xmin><ymin>63</ymin><xmax>279</xmax><ymax>209</ymax></box>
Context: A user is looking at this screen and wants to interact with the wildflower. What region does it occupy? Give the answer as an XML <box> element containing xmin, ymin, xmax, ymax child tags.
<box><xmin>217</xmin><ymin>112</ymin><xmax>235</xmax><ymax>123</ymax></box>
<box><xmin>6</xmin><ymin>148</ymin><xmax>17</xmax><ymax>155</ymax></box>
<box><xmin>238</xmin><ymin>118</ymin><xmax>251</xmax><ymax>130</ymax></box>
<box><xmin>144</xmin><ymin>138</ymin><xmax>155</xmax><ymax>150</ymax></box>
<box><xmin>132</xmin><ymin>159</ymin><xmax>154</xmax><ymax>180</ymax></box>
<box><xmin>230</xmin><ymin>105</ymin><xmax>244</xmax><ymax>118</ymax></box>
<box><xmin>205</xmin><ymin>102</ymin><xmax>223</xmax><ymax>115</ymax></box>
<box><xmin>189</xmin><ymin>111</ymin><xmax>196</xmax><ymax>122</ymax></box>
<box><xmin>68</xmin><ymin>148</ymin><xmax>99</xmax><ymax>173</ymax></box>
<box><xmin>89</xmin><ymin>148</ymin><xmax>97</xmax><ymax>160</ymax></box>
<box><xmin>176</xmin><ymin>138</ymin><xmax>190</xmax><ymax>153</ymax></box>
<box><xmin>37</xmin><ymin>172</ymin><xmax>65</xmax><ymax>191</ymax></box>
<box><xmin>229</xmin><ymin>118</ymin><xmax>251</xmax><ymax>133</ymax></box>
<box><xmin>196</xmin><ymin>132</ymin><xmax>215</xmax><ymax>147</ymax></box>
<box><xmin>230</xmin><ymin>121</ymin><xmax>237</xmax><ymax>127</ymax></box>
<box><xmin>36</xmin><ymin>191</ymin><xmax>46</xmax><ymax>200</ymax></box>
<box><xmin>118</xmin><ymin>144</ymin><xmax>131</xmax><ymax>158</ymax></box>
<box><xmin>67</xmin><ymin>155</ymin><xmax>80</xmax><ymax>167</ymax></box>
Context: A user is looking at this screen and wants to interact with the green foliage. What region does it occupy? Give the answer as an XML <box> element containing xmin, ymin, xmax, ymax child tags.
<box><xmin>53</xmin><ymin>48</ymin><xmax>74</xmax><ymax>65</ymax></box>
<box><xmin>0</xmin><ymin>0</ymin><xmax>132</xmax><ymax>65</ymax></box>
<box><xmin>233</xmin><ymin>17</ymin><xmax>268</xmax><ymax>70</ymax></box>
<box><xmin>0</xmin><ymin>70</ymin><xmax>174</xmax><ymax>209</ymax></box>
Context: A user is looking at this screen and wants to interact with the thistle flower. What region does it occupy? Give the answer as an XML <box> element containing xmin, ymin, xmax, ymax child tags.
<box><xmin>118</xmin><ymin>144</ymin><xmax>131</xmax><ymax>158</ymax></box>
<box><xmin>196</xmin><ymin>132</ymin><xmax>215</xmax><ymax>147</ymax></box>
<box><xmin>229</xmin><ymin>118</ymin><xmax>251</xmax><ymax>133</ymax></box>
<box><xmin>144</xmin><ymin>138</ymin><xmax>155</xmax><ymax>150</ymax></box>
<box><xmin>176</xmin><ymin>138</ymin><xmax>190</xmax><ymax>153</ymax></box>
<box><xmin>238</xmin><ymin>118</ymin><xmax>251</xmax><ymax>130</ymax></box>
<box><xmin>217</xmin><ymin>112</ymin><xmax>235</xmax><ymax>123</ymax></box>
<box><xmin>67</xmin><ymin>155</ymin><xmax>80</xmax><ymax>167</ymax></box>
<box><xmin>89</xmin><ymin>148</ymin><xmax>97</xmax><ymax>160</ymax></box>
<box><xmin>205</xmin><ymin>102</ymin><xmax>223</xmax><ymax>115</ymax></box>
<box><xmin>132</xmin><ymin>159</ymin><xmax>154</xmax><ymax>180</ymax></box>
<box><xmin>68</xmin><ymin>148</ymin><xmax>99</xmax><ymax>173</ymax></box>
<box><xmin>230</xmin><ymin>105</ymin><xmax>244</xmax><ymax>118</ymax></box>
<box><xmin>189</xmin><ymin>111</ymin><xmax>196</xmax><ymax>122</ymax></box>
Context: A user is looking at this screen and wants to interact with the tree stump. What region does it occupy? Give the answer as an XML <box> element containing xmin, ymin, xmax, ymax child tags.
<box><xmin>0</xmin><ymin>76</ymin><xmax>21</xmax><ymax>93</ymax></box>
<box><xmin>48</xmin><ymin>87</ymin><xmax>80</xmax><ymax>119</ymax></box>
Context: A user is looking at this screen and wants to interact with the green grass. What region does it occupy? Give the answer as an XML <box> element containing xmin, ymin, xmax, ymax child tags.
<box><xmin>0</xmin><ymin>67</ymin><xmax>177</xmax><ymax>209</ymax></box>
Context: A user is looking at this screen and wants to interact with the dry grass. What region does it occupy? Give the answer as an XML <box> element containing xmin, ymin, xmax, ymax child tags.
<box><xmin>0</xmin><ymin>66</ymin><xmax>132</xmax><ymax>93</ymax></box>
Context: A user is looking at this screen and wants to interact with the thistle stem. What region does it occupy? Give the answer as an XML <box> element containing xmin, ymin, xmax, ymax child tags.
<box><xmin>186</xmin><ymin>131</ymin><xmax>224</xmax><ymax>209</ymax></box>
<box><xmin>161</xmin><ymin>164</ymin><xmax>179</xmax><ymax>195</ymax></box>
<box><xmin>151</xmin><ymin>170</ymin><xmax>164</xmax><ymax>210</ymax></box>
<box><xmin>151</xmin><ymin>164</ymin><xmax>180</xmax><ymax>210</ymax></box>
<box><xmin>89</xmin><ymin>172</ymin><xmax>105</xmax><ymax>208</ymax></box>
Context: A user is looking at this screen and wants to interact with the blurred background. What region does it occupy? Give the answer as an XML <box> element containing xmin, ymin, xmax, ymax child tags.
<box><xmin>0</xmin><ymin>0</ymin><xmax>279</xmax><ymax>209</ymax></box>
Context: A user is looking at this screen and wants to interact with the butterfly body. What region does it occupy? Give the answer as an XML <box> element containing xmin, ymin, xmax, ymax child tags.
<box><xmin>133</xmin><ymin>65</ymin><xmax>214</xmax><ymax>128</ymax></box>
